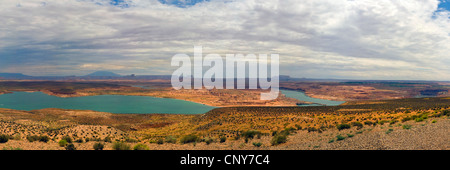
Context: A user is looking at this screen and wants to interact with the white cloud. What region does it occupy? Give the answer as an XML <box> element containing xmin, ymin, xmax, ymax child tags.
<box><xmin>0</xmin><ymin>0</ymin><xmax>449</xmax><ymax>80</ymax></box>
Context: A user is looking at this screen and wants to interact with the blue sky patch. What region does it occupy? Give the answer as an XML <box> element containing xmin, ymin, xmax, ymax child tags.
<box><xmin>158</xmin><ymin>0</ymin><xmax>211</xmax><ymax>8</ymax></box>
<box><xmin>438</xmin><ymin>0</ymin><xmax>450</xmax><ymax>11</ymax></box>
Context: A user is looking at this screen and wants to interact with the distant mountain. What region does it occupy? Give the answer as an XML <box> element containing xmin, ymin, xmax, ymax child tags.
<box><xmin>84</xmin><ymin>71</ymin><xmax>122</xmax><ymax>77</ymax></box>
<box><xmin>0</xmin><ymin>73</ymin><xmax>33</xmax><ymax>79</ymax></box>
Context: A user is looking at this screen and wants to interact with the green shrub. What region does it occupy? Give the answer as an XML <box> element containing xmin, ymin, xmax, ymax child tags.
<box><xmin>271</xmin><ymin>134</ymin><xmax>287</xmax><ymax>146</ymax></box>
<box><xmin>402</xmin><ymin>125</ymin><xmax>412</xmax><ymax>130</ymax></box>
<box><xmin>180</xmin><ymin>134</ymin><xmax>199</xmax><ymax>144</ymax></box>
<box><xmin>252</xmin><ymin>142</ymin><xmax>262</xmax><ymax>147</ymax></box>
<box><xmin>442</xmin><ymin>109</ymin><xmax>450</xmax><ymax>116</ymax></box>
<box><xmin>336</xmin><ymin>135</ymin><xmax>346</xmax><ymax>141</ymax></box>
<box><xmin>307</xmin><ymin>127</ymin><xmax>318</xmax><ymax>132</ymax></box>
<box><xmin>336</xmin><ymin>124</ymin><xmax>351</xmax><ymax>131</ymax></box>
<box><xmin>364</xmin><ymin>121</ymin><xmax>374</xmax><ymax>126</ymax></box>
<box><xmin>204</xmin><ymin>138</ymin><xmax>214</xmax><ymax>145</ymax></box>
<box><xmin>26</xmin><ymin>135</ymin><xmax>40</xmax><ymax>142</ymax></box>
<box><xmin>432</xmin><ymin>120</ymin><xmax>437</xmax><ymax>123</ymax></box>
<box><xmin>386</xmin><ymin>129</ymin><xmax>394</xmax><ymax>134</ymax></box>
<box><xmin>378</xmin><ymin>120</ymin><xmax>389</xmax><ymax>125</ymax></box>
<box><xmin>58</xmin><ymin>140</ymin><xmax>68</xmax><ymax>147</ymax></box>
<box><xmin>351</xmin><ymin>122</ymin><xmax>363</xmax><ymax>130</ymax></box>
<box><xmin>65</xmin><ymin>143</ymin><xmax>76</xmax><ymax>150</ymax></box>
<box><xmin>242</xmin><ymin>130</ymin><xmax>261</xmax><ymax>139</ymax></box>
<box><xmin>219</xmin><ymin>136</ymin><xmax>227</xmax><ymax>143</ymax></box>
<box><xmin>415</xmin><ymin>117</ymin><xmax>423</xmax><ymax>122</ymax></box>
<box><xmin>165</xmin><ymin>136</ymin><xmax>177</xmax><ymax>144</ymax></box>
<box><xmin>113</xmin><ymin>142</ymin><xmax>131</xmax><ymax>150</ymax></box>
<box><xmin>402</xmin><ymin>117</ymin><xmax>412</xmax><ymax>122</ymax></box>
<box><xmin>39</xmin><ymin>135</ymin><xmax>50</xmax><ymax>143</ymax></box>
<box><xmin>75</xmin><ymin>139</ymin><xmax>84</xmax><ymax>143</ymax></box>
<box><xmin>347</xmin><ymin>134</ymin><xmax>354</xmax><ymax>138</ymax></box>
<box><xmin>157</xmin><ymin>139</ymin><xmax>164</xmax><ymax>145</ymax></box>
<box><xmin>328</xmin><ymin>139</ymin><xmax>335</xmax><ymax>143</ymax></box>
<box><xmin>93</xmin><ymin>143</ymin><xmax>104</xmax><ymax>150</ymax></box>
<box><xmin>389</xmin><ymin>119</ymin><xmax>398</xmax><ymax>124</ymax></box>
<box><xmin>133</xmin><ymin>143</ymin><xmax>149</xmax><ymax>150</ymax></box>
<box><xmin>0</xmin><ymin>134</ymin><xmax>9</xmax><ymax>143</ymax></box>
<box><xmin>61</xmin><ymin>136</ymin><xmax>73</xmax><ymax>143</ymax></box>
<box><xmin>103</xmin><ymin>136</ymin><xmax>112</xmax><ymax>143</ymax></box>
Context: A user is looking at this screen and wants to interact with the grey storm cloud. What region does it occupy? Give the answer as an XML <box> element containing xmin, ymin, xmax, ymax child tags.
<box><xmin>0</xmin><ymin>0</ymin><xmax>449</xmax><ymax>80</ymax></box>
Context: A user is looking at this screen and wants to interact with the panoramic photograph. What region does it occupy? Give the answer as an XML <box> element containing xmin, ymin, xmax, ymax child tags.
<box><xmin>0</xmin><ymin>0</ymin><xmax>449</xmax><ymax>162</ymax></box>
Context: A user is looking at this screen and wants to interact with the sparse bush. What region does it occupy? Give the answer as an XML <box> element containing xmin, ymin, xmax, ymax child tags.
<box><xmin>39</xmin><ymin>135</ymin><xmax>50</xmax><ymax>143</ymax></box>
<box><xmin>307</xmin><ymin>127</ymin><xmax>318</xmax><ymax>133</ymax></box>
<box><xmin>271</xmin><ymin>134</ymin><xmax>287</xmax><ymax>146</ymax></box>
<box><xmin>65</xmin><ymin>143</ymin><xmax>76</xmax><ymax>150</ymax></box>
<box><xmin>62</xmin><ymin>136</ymin><xmax>73</xmax><ymax>143</ymax></box>
<box><xmin>165</xmin><ymin>136</ymin><xmax>177</xmax><ymax>144</ymax></box>
<box><xmin>402</xmin><ymin>117</ymin><xmax>412</xmax><ymax>122</ymax></box>
<box><xmin>93</xmin><ymin>143</ymin><xmax>104</xmax><ymax>150</ymax></box>
<box><xmin>58</xmin><ymin>140</ymin><xmax>68</xmax><ymax>147</ymax></box>
<box><xmin>133</xmin><ymin>143</ymin><xmax>149</xmax><ymax>150</ymax></box>
<box><xmin>75</xmin><ymin>139</ymin><xmax>84</xmax><ymax>143</ymax></box>
<box><xmin>252</xmin><ymin>142</ymin><xmax>262</xmax><ymax>147</ymax></box>
<box><xmin>415</xmin><ymin>117</ymin><xmax>424</xmax><ymax>122</ymax></box>
<box><xmin>402</xmin><ymin>125</ymin><xmax>412</xmax><ymax>130</ymax></box>
<box><xmin>378</xmin><ymin>120</ymin><xmax>389</xmax><ymax>125</ymax></box>
<box><xmin>364</xmin><ymin>121</ymin><xmax>374</xmax><ymax>126</ymax></box>
<box><xmin>26</xmin><ymin>135</ymin><xmax>40</xmax><ymax>142</ymax></box>
<box><xmin>336</xmin><ymin>124</ymin><xmax>351</xmax><ymax>131</ymax></box>
<box><xmin>204</xmin><ymin>138</ymin><xmax>214</xmax><ymax>145</ymax></box>
<box><xmin>432</xmin><ymin>120</ymin><xmax>437</xmax><ymax>123</ymax></box>
<box><xmin>351</xmin><ymin>122</ymin><xmax>363</xmax><ymax>130</ymax></box>
<box><xmin>180</xmin><ymin>134</ymin><xmax>199</xmax><ymax>144</ymax></box>
<box><xmin>336</xmin><ymin>135</ymin><xmax>346</xmax><ymax>141</ymax></box>
<box><xmin>386</xmin><ymin>129</ymin><xmax>394</xmax><ymax>134</ymax></box>
<box><xmin>242</xmin><ymin>130</ymin><xmax>261</xmax><ymax>140</ymax></box>
<box><xmin>219</xmin><ymin>136</ymin><xmax>227</xmax><ymax>143</ymax></box>
<box><xmin>389</xmin><ymin>119</ymin><xmax>398</xmax><ymax>125</ymax></box>
<box><xmin>295</xmin><ymin>124</ymin><xmax>302</xmax><ymax>130</ymax></box>
<box><xmin>0</xmin><ymin>134</ymin><xmax>9</xmax><ymax>143</ymax></box>
<box><xmin>157</xmin><ymin>139</ymin><xmax>164</xmax><ymax>145</ymax></box>
<box><xmin>113</xmin><ymin>142</ymin><xmax>131</xmax><ymax>150</ymax></box>
<box><xmin>103</xmin><ymin>136</ymin><xmax>112</xmax><ymax>143</ymax></box>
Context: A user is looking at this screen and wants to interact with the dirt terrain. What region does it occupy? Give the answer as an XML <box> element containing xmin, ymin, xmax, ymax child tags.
<box><xmin>280</xmin><ymin>81</ymin><xmax>450</xmax><ymax>101</ymax></box>
<box><xmin>0</xmin><ymin>97</ymin><xmax>448</xmax><ymax>150</ymax></box>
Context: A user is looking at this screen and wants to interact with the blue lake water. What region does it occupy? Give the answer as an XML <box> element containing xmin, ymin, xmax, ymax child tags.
<box><xmin>0</xmin><ymin>91</ymin><xmax>216</xmax><ymax>114</ymax></box>
<box><xmin>280</xmin><ymin>90</ymin><xmax>345</xmax><ymax>106</ymax></box>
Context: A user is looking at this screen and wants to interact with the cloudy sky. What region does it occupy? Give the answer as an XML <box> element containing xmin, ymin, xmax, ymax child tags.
<box><xmin>0</xmin><ymin>0</ymin><xmax>449</xmax><ymax>80</ymax></box>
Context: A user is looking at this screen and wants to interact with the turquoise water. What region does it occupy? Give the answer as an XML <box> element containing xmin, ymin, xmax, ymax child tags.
<box><xmin>0</xmin><ymin>91</ymin><xmax>215</xmax><ymax>114</ymax></box>
<box><xmin>281</xmin><ymin>90</ymin><xmax>345</xmax><ymax>106</ymax></box>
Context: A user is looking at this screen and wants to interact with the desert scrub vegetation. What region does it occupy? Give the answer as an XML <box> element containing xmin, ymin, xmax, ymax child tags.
<box><xmin>252</xmin><ymin>142</ymin><xmax>262</xmax><ymax>147</ymax></box>
<box><xmin>93</xmin><ymin>142</ymin><xmax>104</xmax><ymax>150</ymax></box>
<box><xmin>113</xmin><ymin>142</ymin><xmax>131</xmax><ymax>150</ymax></box>
<box><xmin>241</xmin><ymin>130</ymin><xmax>262</xmax><ymax>140</ymax></box>
<box><xmin>180</xmin><ymin>134</ymin><xmax>199</xmax><ymax>144</ymax></box>
<box><xmin>0</xmin><ymin>134</ymin><xmax>9</xmax><ymax>143</ymax></box>
<box><xmin>133</xmin><ymin>143</ymin><xmax>149</xmax><ymax>150</ymax></box>
<box><xmin>402</xmin><ymin>125</ymin><xmax>412</xmax><ymax>130</ymax></box>
<box><xmin>165</xmin><ymin>136</ymin><xmax>177</xmax><ymax>144</ymax></box>
<box><xmin>65</xmin><ymin>143</ymin><xmax>76</xmax><ymax>150</ymax></box>
<box><xmin>336</xmin><ymin>123</ymin><xmax>351</xmax><ymax>131</ymax></box>
<box><xmin>336</xmin><ymin>135</ymin><xmax>346</xmax><ymax>141</ymax></box>
<box><xmin>26</xmin><ymin>135</ymin><xmax>50</xmax><ymax>143</ymax></box>
<box><xmin>270</xmin><ymin>129</ymin><xmax>291</xmax><ymax>146</ymax></box>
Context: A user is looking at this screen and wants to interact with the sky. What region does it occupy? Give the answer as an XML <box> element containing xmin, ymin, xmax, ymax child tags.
<box><xmin>0</xmin><ymin>0</ymin><xmax>449</xmax><ymax>80</ymax></box>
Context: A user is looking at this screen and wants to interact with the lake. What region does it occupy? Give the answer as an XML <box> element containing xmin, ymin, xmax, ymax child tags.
<box><xmin>280</xmin><ymin>90</ymin><xmax>345</xmax><ymax>106</ymax></box>
<box><xmin>0</xmin><ymin>91</ymin><xmax>216</xmax><ymax>114</ymax></box>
